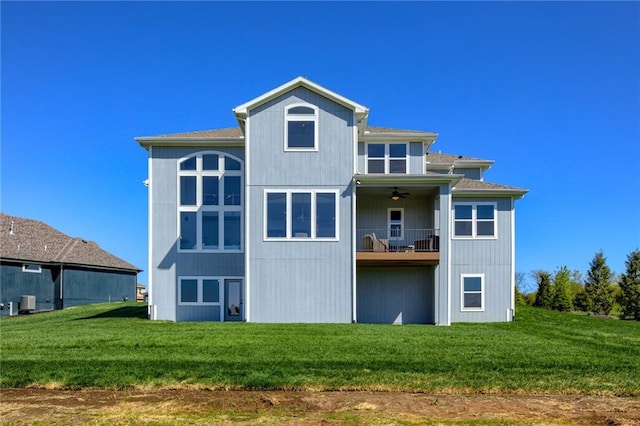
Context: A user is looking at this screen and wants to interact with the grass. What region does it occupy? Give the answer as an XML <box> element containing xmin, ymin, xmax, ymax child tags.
<box><xmin>1</xmin><ymin>302</ymin><xmax>638</xmax><ymax>394</ymax></box>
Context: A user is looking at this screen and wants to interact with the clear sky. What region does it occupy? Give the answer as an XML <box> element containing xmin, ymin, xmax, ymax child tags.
<box><xmin>2</xmin><ymin>2</ymin><xmax>639</xmax><ymax>290</ymax></box>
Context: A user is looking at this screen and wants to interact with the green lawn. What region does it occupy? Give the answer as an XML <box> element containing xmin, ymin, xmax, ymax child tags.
<box><xmin>1</xmin><ymin>303</ymin><xmax>638</xmax><ymax>394</ymax></box>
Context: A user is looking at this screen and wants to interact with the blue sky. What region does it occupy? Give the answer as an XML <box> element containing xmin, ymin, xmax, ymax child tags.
<box><xmin>2</xmin><ymin>2</ymin><xmax>639</xmax><ymax>289</ymax></box>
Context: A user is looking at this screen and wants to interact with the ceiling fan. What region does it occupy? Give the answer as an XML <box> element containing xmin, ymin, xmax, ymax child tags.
<box><xmin>390</xmin><ymin>187</ymin><xmax>410</xmax><ymax>201</ymax></box>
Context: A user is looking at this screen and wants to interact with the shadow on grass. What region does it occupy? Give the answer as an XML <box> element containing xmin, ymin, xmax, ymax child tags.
<box><xmin>76</xmin><ymin>305</ymin><xmax>148</xmax><ymax>320</ymax></box>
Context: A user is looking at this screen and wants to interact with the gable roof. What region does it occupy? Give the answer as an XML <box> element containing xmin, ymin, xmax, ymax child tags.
<box><xmin>0</xmin><ymin>213</ymin><xmax>140</xmax><ymax>272</ymax></box>
<box><xmin>233</xmin><ymin>76</ymin><xmax>369</xmax><ymax>117</ymax></box>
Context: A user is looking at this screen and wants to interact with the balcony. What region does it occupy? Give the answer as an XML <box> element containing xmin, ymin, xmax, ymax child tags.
<box><xmin>356</xmin><ymin>229</ymin><xmax>440</xmax><ymax>266</ymax></box>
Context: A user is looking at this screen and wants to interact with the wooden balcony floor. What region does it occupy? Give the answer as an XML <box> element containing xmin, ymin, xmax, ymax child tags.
<box><xmin>356</xmin><ymin>251</ymin><xmax>440</xmax><ymax>266</ymax></box>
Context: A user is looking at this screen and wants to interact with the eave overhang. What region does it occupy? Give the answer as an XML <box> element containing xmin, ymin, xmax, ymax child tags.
<box><xmin>135</xmin><ymin>137</ymin><xmax>244</xmax><ymax>149</ymax></box>
<box><xmin>0</xmin><ymin>257</ymin><xmax>142</xmax><ymax>273</ymax></box>
<box><xmin>452</xmin><ymin>188</ymin><xmax>529</xmax><ymax>199</ymax></box>
<box><xmin>354</xmin><ymin>173</ymin><xmax>464</xmax><ymax>187</ymax></box>
<box><xmin>361</xmin><ymin>131</ymin><xmax>438</xmax><ymax>145</ymax></box>
<box><xmin>427</xmin><ymin>160</ymin><xmax>494</xmax><ymax>171</ymax></box>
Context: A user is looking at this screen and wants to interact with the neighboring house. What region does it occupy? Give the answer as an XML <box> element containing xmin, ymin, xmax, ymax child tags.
<box><xmin>136</xmin><ymin>284</ymin><xmax>147</xmax><ymax>302</ymax></box>
<box><xmin>136</xmin><ymin>77</ymin><xmax>527</xmax><ymax>324</ymax></box>
<box><xmin>0</xmin><ymin>213</ymin><xmax>140</xmax><ymax>316</ymax></box>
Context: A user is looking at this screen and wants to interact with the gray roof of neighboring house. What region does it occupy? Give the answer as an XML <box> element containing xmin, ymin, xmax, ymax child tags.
<box><xmin>0</xmin><ymin>213</ymin><xmax>140</xmax><ymax>272</ymax></box>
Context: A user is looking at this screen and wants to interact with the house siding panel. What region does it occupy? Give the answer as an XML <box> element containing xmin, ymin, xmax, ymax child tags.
<box><xmin>149</xmin><ymin>146</ymin><xmax>245</xmax><ymax>321</ymax></box>
<box><xmin>0</xmin><ymin>262</ymin><xmax>57</xmax><ymax>316</ymax></box>
<box><xmin>409</xmin><ymin>142</ymin><xmax>424</xmax><ymax>174</ymax></box>
<box><xmin>357</xmin><ymin>266</ymin><xmax>434</xmax><ymax>324</ymax></box>
<box><xmin>63</xmin><ymin>268</ymin><xmax>136</xmax><ymax>307</ymax></box>
<box><xmin>450</xmin><ymin>197</ymin><xmax>512</xmax><ymax>322</ymax></box>
<box><xmin>247</xmin><ymin>87</ymin><xmax>354</xmax><ymax>323</ymax></box>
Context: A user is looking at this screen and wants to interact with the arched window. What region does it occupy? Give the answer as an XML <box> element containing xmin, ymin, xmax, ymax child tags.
<box><xmin>284</xmin><ymin>103</ymin><xmax>318</xmax><ymax>151</ymax></box>
<box><xmin>178</xmin><ymin>152</ymin><xmax>243</xmax><ymax>251</ymax></box>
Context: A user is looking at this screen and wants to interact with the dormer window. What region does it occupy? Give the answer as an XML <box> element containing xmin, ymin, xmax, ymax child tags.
<box><xmin>285</xmin><ymin>104</ymin><xmax>318</xmax><ymax>151</ymax></box>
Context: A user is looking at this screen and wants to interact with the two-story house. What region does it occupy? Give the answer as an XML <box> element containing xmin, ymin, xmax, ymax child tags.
<box><xmin>136</xmin><ymin>77</ymin><xmax>527</xmax><ymax>325</ymax></box>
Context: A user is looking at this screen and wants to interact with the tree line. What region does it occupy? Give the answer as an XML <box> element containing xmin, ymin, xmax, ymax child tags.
<box><xmin>516</xmin><ymin>249</ymin><xmax>640</xmax><ymax>320</ymax></box>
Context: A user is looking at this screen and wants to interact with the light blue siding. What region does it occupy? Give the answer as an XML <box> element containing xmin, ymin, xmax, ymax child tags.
<box><xmin>247</xmin><ymin>87</ymin><xmax>354</xmax><ymax>323</ymax></box>
<box><xmin>450</xmin><ymin>197</ymin><xmax>513</xmax><ymax>322</ymax></box>
<box><xmin>357</xmin><ymin>266</ymin><xmax>434</xmax><ymax>324</ymax></box>
<box><xmin>149</xmin><ymin>146</ymin><xmax>245</xmax><ymax>321</ymax></box>
<box><xmin>409</xmin><ymin>142</ymin><xmax>424</xmax><ymax>174</ymax></box>
<box><xmin>454</xmin><ymin>168</ymin><xmax>482</xmax><ymax>180</ymax></box>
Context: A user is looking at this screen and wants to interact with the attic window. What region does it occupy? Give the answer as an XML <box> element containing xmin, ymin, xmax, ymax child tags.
<box><xmin>23</xmin><ymin>264</ymin><xmax>42</xmax><ymax>273</ymax></box>
<box><xmin>285</xmin><ymin>104</ymin><xmax>318</xmax><ymax>151</ymax></box>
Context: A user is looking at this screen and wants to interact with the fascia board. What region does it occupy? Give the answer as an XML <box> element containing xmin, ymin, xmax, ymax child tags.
<box><xmin>135</xmin><ymin>137</ymin><xmax>244</xmax><ymax>148</ymax></box>
<box><xmin>0</xmin><ymin>257</ymin><xmax>141</xmax><ymax>273</ymax></box>
<box><xmin>233</xmin><ymin>76</ymin><xmax>369</xmax><ymax>117</ymax></box>
<box><xmin>354</xmin><ymin>173</ymin><xmax>463</xmax><ymax>186</ymax></box>
<box><xmin>452</xmin><ymin>188</ymin><xmax>529</xmax><ymax>199</ymax></box>
<box><xmin>427</xmin><ymin>160</ymin><xmax>494</xmax><ymax>170</ymax></box>
<box><xmin>361</xmin><ymin>133</ymin><xmax>438</xmax><ymax>143</ymax></box>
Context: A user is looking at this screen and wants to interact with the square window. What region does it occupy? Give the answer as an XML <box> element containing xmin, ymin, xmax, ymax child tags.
<box><xmin>202</xmin><ymin>279</ymin><xmax>220</xmax><ymax>303</ymax></box>
<box><xmin>180</xmin><ymin>279</ymin><xmax>198</xmax><ymax>303</ymax></box>
<box><xmin>287</xmin><ymin>121</ymin><xmax>315</xmax><ymax>148</ymax></box>
<box><xmin>202</xmin><ymin>154</ymin><xmax>219</xmax><ymax>170</ymax></box>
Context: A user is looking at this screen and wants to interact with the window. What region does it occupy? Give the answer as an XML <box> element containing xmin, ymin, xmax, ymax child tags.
<box><xmin>178</xmin><ymin>152</ymin><xmax>243</xmax><ymax>251</ymax></box>
<box><xmin>22</xmin><ymin>264</ymin><xmax>42</xmax><ymax>273</ymax></box>
<box><xmin>461</xmin><ymin>274</ymin><xmax>484</xmax><ymax>311</ymax></box>
<box><xmin>285</xmin><ymin>104</ymin><xmax>318</xmax><ymax>151</ymax></box>
<box><xmin>265</xmin><ymin>190</ymin><xmax>338</xmax><ymax>240</ymax></box>
<box><xmin>388</xmin><ymin>208</ymin><xmax>404</xmax><ymax>240</ymax></box>
<box><xmin>453</xmin><ymin>202</ymin><xmax>496</xmax><ymax>238</ymax></box>
<box><xmin>179</xmin><ymin>277</ymin><xmax>221</xmax><ymax>305</ymax></box>
<box><xmin>366</xmin><ymin>143</ymin><xmax>407</xmax><ymax>174</ymax></box>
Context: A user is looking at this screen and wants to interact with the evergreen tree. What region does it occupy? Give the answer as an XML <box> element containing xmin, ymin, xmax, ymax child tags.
<box><xmin>533</xmin><ymin>270</ymin><xmax>553</xmax><ymax>309</ymax></box>
<box><xmin>551</xmin><ymin>266</ymin><xmax>573</xmax><ymax>312</ymax></box>
<box><xmin>573</xmin><ymin>289</ymin><xmax>592</xmax><ymax>312</ymax></box>
<box><xmin>584</xmin><ymin>251</ymin><xmax>615</xmax><ymax>315</ymax></box>
<box><xmin>618</xmin><ymin>250</ymin><xmax>640</xmax><ymax>320</ymax></box>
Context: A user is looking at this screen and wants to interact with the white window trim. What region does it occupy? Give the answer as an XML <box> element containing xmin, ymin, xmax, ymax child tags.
<box><xmin>365</xmin><ymin>142</ymin><xmax>408</xmax><ymax>174</ymax></box>
<box><xmin>263</xmin><ymin>189</ymin><xmax>340</xmax><ymax>241</ymax></box>
<box><xmin>177</xmin><ymin>152</ymin><xmax>243</xmax><ymax>253</ymax></box>
<box><xmin>178</xmin><ymin>276</ymin><xmax>224</xmax><ymax>309</ymax></box>
<box><xmin>461</xmin><ymin>273</ymin><xmax>485</xmax><ymax>312</ymax></box>
<box><xmin>387</xmin><ymin>208</ymin><xmax>404</xmax><ymax>240</ymax></box>
<box><xmin>452</xmin><ymin>201</ymin><xmax>497</xmax><ymax>240</ymax></box>
<box><xmin>284</xmin><ymin>103</ymin><xmax>319</xmax><ymax>152</ymax></box>
<box><xmin>22</xmin><ymin>264</ymin><xmax>42</xmax><ymax>273</ymax></box>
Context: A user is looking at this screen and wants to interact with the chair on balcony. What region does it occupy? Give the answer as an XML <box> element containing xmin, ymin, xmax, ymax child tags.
<box><xmin>361</xmin><ymin>233</ymin><xmax>388</xmax><ymax>252</ymax></box>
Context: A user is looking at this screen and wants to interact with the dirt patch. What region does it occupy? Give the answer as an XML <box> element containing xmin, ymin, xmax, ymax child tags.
<box><xmin>1</xmin><ymin>389</ymin><xmax>639</xmax><ymax>425</ymax></box>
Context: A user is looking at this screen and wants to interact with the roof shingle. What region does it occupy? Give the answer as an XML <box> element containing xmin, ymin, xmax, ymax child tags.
<box><xmin>0</xmin><ymin>213</ymin><xmax>140</xmax><ymax>271</ymax></box>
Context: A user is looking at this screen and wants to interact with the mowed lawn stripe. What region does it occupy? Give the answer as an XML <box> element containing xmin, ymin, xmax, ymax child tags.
<box><xmin>1</xmin><ymin>303</ymin><xmax>638</xmax><ymax>394</ymax></box>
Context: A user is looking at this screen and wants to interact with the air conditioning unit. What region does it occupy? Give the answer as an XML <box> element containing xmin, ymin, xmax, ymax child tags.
<box><xmin>19</xmin><ymin>295</ymin><xmax>36</xmax><ymax>313</ymax></box>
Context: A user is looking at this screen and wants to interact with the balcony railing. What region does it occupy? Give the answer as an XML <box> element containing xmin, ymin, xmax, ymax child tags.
<box><xmin>357</xmin><ymin>229</ymin><xmax>440</xmax><ymax>253</ymax></box>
